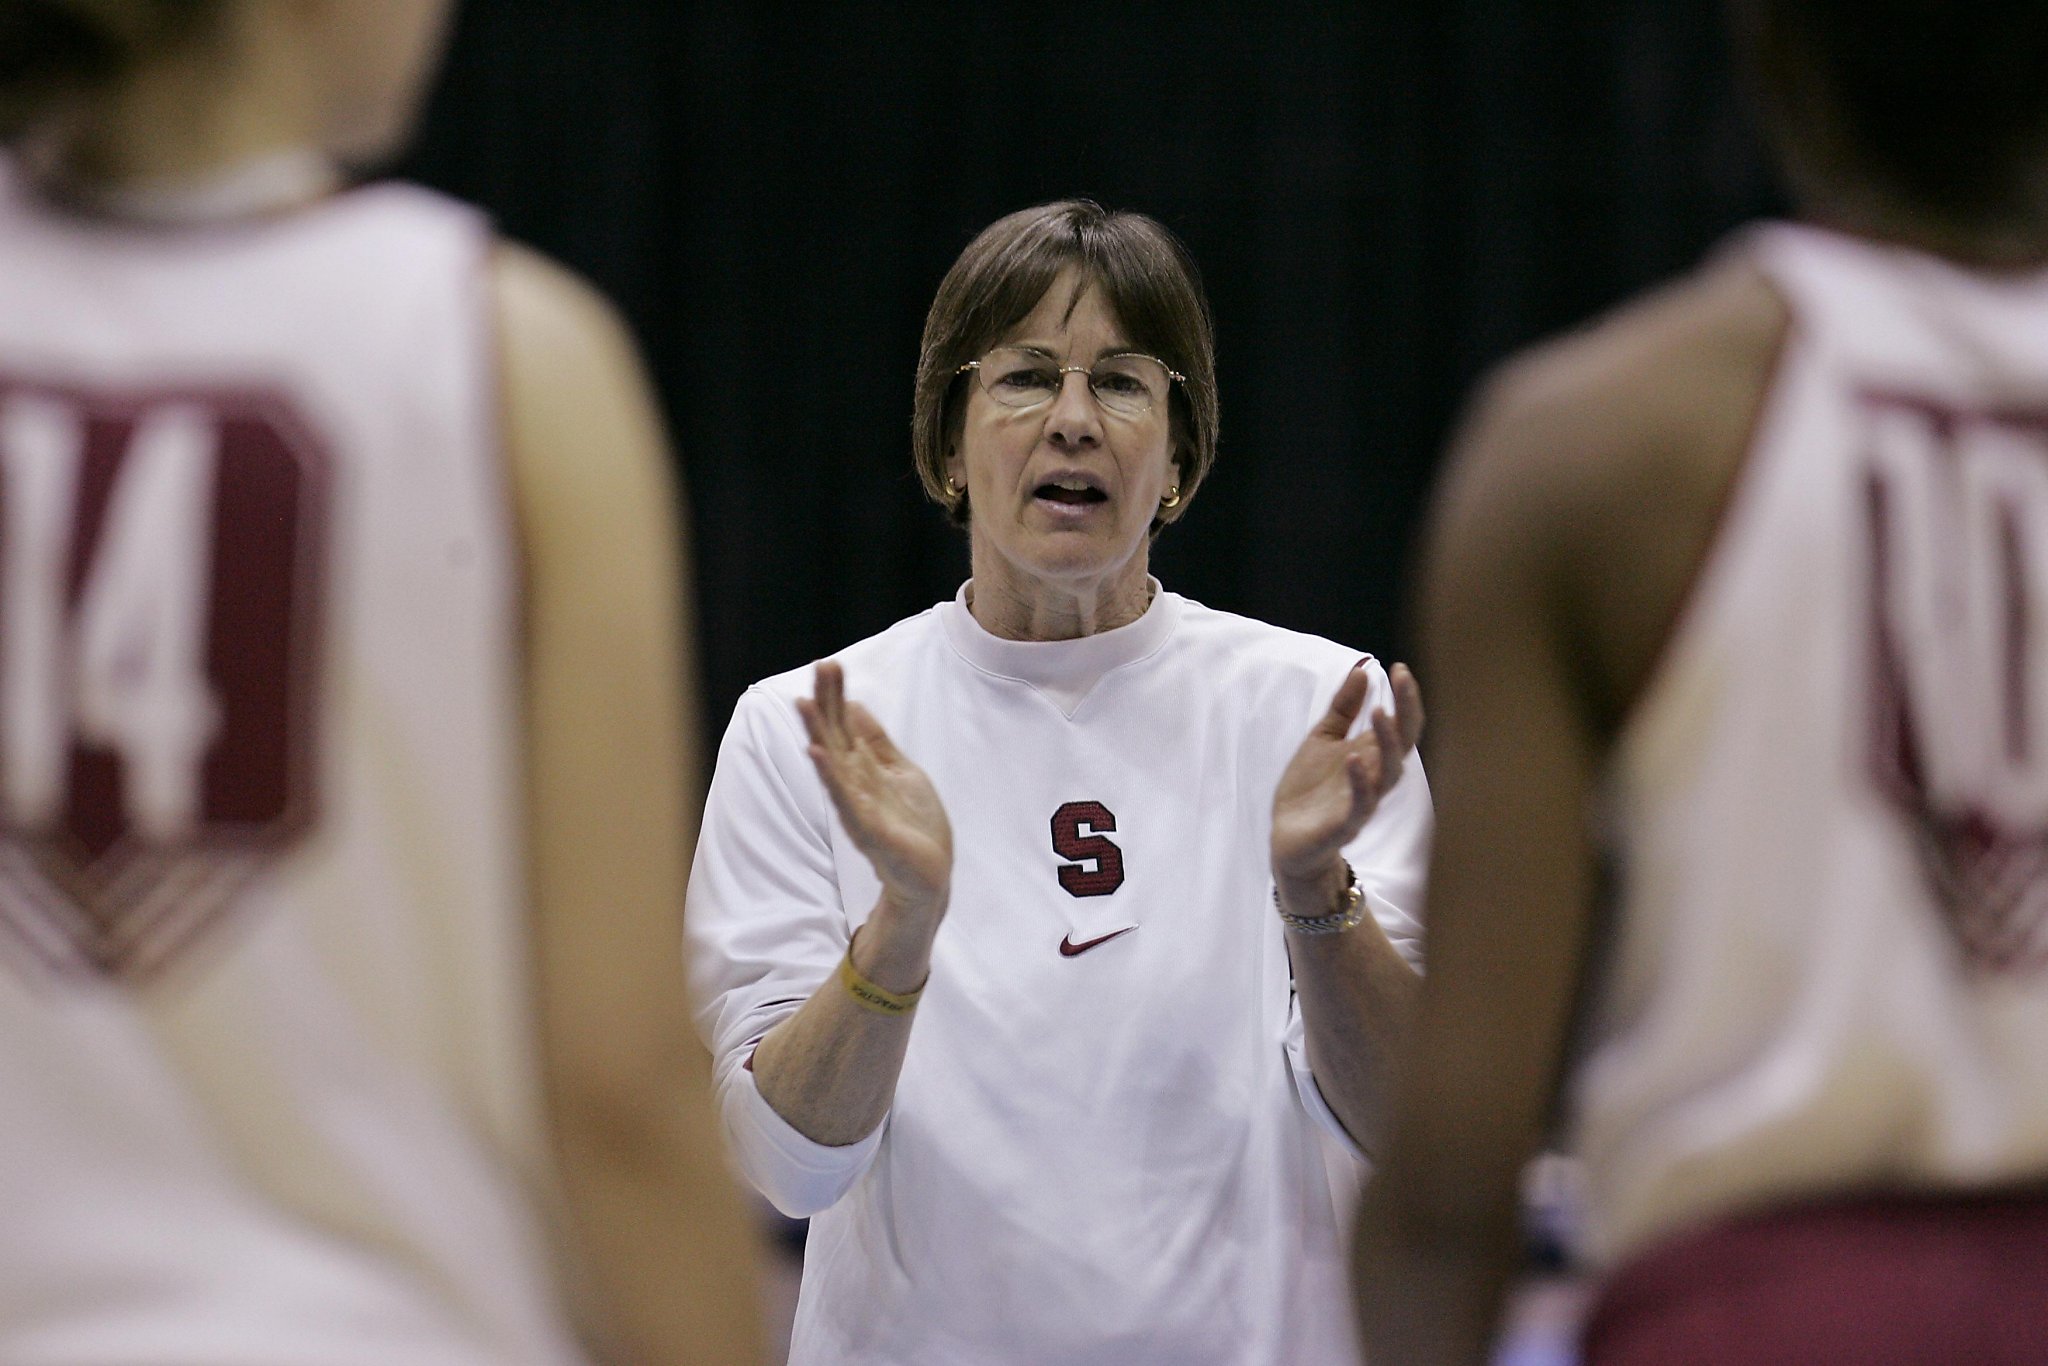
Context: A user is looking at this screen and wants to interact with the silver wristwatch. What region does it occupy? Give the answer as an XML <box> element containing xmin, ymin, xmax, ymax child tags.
<box><xmin>1273</xmin><ymin>863</ymin><xmax>1368</xmax><ymax>935</ymax></box>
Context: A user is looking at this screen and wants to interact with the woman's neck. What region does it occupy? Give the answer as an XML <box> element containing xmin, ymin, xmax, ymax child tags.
<box><xmin>23</xmin><ymin>143</ymin><xmax>339</xmax><ymax>225</ymax></box>
<box><xmin>1801</xmin><ymin>182</ymin><xmax>2048</xmax><ymax>274</ymax></box>
<box><xmin>967</xmin><ymin>552</ymin><xmax>1155</xmax><ymax>642</ymax></box>
<box><xmin>25</xmin><ymin>9</ymin><xmax>327</xmax><ymax>208</ymax></box>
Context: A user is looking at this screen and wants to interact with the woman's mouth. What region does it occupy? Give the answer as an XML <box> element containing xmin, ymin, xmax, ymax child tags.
<box><xmin>1035</xmin><ymin>479</ymin><xmax>1107</xmax><ymax>506</ymax></box>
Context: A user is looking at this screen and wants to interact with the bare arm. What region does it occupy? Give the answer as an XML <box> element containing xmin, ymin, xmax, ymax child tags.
<box><xmin>496</xmin><ymin>241</ymin><xmax>764</xmax><ymax>1365</ymax></box>
<box><xmin>1350</xmin><ymin>263</ymin><xmax>1788</xmax><ymax>1365</ymax></box>
<box><xmin>1272</xmin><ymin>664</ymin><xmax>1427</xmax><ymax>1153</ymax></box>
<box><xmin>746</xmin><ymin>662</ymin><xmax>953</xmax><ymax>1147</ymax></box>
<box><xmin>745</xmin><ymin>897</ymin><xmax>936</xmax><ymax>1147</ymax></box>
<box><xmin>1349</xmin><ymin>392</ymin><xmax>1603</xmax><ymax>1364</ymax></box>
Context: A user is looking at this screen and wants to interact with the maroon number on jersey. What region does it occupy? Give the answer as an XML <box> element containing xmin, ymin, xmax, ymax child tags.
<box><xmin>1051</xmin><ymin>800</ymin><xmax>1125</xmax><ymax>897</ymax></box>
<box><xmin>1863</xmin><ymin>392</ymin><xmax>2048</xmax><ymax>973</ymax></box>
<box><xmin>0</xmin><ymin>376</ymin><xmax>327</xmax><ymax>982</ymax></box>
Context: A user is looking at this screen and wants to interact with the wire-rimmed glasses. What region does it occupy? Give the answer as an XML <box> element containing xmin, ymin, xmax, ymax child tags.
<box><xmin>957</xmin><ymin>346</ymin><xmax>1184</xmax><ymax>420</ymax></box>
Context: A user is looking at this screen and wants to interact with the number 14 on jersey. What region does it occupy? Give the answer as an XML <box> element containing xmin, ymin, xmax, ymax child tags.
<box><xmin>0</xmin><ymin>379</ymin><xmax>323</xmax><ymax>860</ymax></box>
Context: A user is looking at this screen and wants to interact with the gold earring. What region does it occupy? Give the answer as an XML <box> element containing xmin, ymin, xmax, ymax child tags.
<box><xmin>1160</xmin><ymin>486</ymin><xmax>1182</xmax><ymax>509</ymax></box>
<box><xmin>945</xmin><ymin>475</ymin><xmax>962</xmax><ymax>498</ymax></box>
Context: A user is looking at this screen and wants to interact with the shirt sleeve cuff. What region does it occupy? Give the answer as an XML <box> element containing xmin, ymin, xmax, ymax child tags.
<box><xmin>721</xmin><ymin>1055</ymin><xmax>887</xmax><ymax>1218</ymax></box>
<box><xmin>1285</xmin><ymin>1030</ymin><xmax>1371</xmax><ymax>1167</ymax></box>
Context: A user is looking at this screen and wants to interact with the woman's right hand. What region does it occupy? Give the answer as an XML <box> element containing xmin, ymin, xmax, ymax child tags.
<box><xmin>797</xmin><ymin>662</ymin><xmax>953</xmax><ymax>918</ymax></box>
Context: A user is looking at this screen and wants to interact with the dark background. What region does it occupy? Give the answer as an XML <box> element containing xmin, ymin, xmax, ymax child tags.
<box><xmin>398</xmin><ymin>0</ymin><xmax>1785</xmax><ymax>747</ymax></box>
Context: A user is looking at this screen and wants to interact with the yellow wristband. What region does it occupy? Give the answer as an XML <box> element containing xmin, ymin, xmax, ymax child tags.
<box><xmin>839</xmin><ymin>936</ymin><xmax>924</xmax><ymax>1016</ymax></box>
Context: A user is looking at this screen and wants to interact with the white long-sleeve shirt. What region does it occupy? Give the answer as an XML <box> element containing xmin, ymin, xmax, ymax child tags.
<box><xmin>687</xmin><ymin>584</ymin><xmax>1431</xmax><ymax>1365</ymax></box>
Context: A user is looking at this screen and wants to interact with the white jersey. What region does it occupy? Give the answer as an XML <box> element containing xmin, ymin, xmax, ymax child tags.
<box><xmin>0</xmin><ymin>165</ymin><xmax>586</xmax><ymax>1365</ymax></box>
<box><xmin>1570</xmin><ymin>222</ymin><xmax>2048</xmax><ymax>1266</ymax></box>
<box><xmin>687</xmin><ymin>585</ymin><xmax>1432</xmax><ymax>1366</ymax></box>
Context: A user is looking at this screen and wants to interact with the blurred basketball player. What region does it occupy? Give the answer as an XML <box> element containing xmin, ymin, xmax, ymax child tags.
<box><xmin>1355</xmin><ymin>2</ymin><xmax>2048</xmax><ymax>1362</ymax></box>
<box><xmin>0</xmin><ymin>3</ymin><xmax>761</xmax><ymax>1361</ymax></box>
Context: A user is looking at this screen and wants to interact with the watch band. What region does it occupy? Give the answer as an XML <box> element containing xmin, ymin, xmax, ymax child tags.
<box><xmin>1274</xmin><ymin>862</ymin><xmax>1369</xmax><ymax>935</ymax></box>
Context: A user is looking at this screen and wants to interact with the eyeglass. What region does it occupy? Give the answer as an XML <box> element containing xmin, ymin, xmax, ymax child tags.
<box><xmin>957</xmin><ymin>346</ymin><xmax>1184</xmax><ymax>420</ymax></box>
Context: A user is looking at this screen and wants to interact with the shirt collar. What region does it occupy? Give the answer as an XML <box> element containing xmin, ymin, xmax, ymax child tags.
<box><xmin>937</xmin><ymin>577</ymin><xmax>1180</xmax><ymax>718</ymax></box>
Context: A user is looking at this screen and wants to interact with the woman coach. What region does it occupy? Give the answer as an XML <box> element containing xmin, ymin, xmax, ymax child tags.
<box><xmin>686</xmin><ymin>200</ymin><xmax>1430</xmax><ymax>1365</ymax></box>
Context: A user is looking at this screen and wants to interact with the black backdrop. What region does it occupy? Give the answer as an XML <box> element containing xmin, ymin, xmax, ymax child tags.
<box><xmin>397</xmin><ymin>1</ymin><xmax>1785</xmax><ymax>748</ymax></box>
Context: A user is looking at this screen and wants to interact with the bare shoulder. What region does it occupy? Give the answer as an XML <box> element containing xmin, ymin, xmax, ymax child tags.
<box><xmin>1458</xmin><ymin>255</ymin><xmax>1788</xmax><ymax>516</ymax></box>
<box><xmin>491</xmin><ymin>240</ymin><xmax>642</xmax><ymax>377</ymax></box>
<box><xmin>1428</xmin><ymin>255</ymin><xmax>1791</xmax><ymax>728</ymax></box>
<box><xmin>488</xmin><ymin>240</ymin><xmax>672</xmax><ymax>538</ymax></box>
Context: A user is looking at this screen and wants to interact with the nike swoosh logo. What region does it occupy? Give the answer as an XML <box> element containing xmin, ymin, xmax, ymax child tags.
<box><xmin>1059</xmin><ymin>927</ymin><xmax>1136</xmax><ymax>957</ymax></box>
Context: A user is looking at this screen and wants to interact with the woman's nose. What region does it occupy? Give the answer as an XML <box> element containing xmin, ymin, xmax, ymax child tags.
<box><xmin>1044</xmin><ymin>370</ymin><xmax>1103</xmax><ymax>447</ymax></box>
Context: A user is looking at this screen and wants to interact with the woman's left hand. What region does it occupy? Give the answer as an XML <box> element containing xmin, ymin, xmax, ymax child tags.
<box><xmin>1271</xmin><ymin>663</ymin><xmax>1424</xmax><ymax>903</ymax></box>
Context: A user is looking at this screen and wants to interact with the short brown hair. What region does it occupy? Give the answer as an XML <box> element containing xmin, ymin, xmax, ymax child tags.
<box><xmin>912</xmin><ymin>200</ymin><xmax>1220</xmax><ymax>531</ymax></box>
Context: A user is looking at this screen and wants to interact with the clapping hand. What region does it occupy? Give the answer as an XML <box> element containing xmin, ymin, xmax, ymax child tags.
<box><xmin>797</xmin><ymin>662</ymin><xmax>953</xmax><ymax>918</ymax></box>
<box><xmin>1270</xmin><ymin>662</ymin><xmax>1424</xmax><ymax>904</ymax></box>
